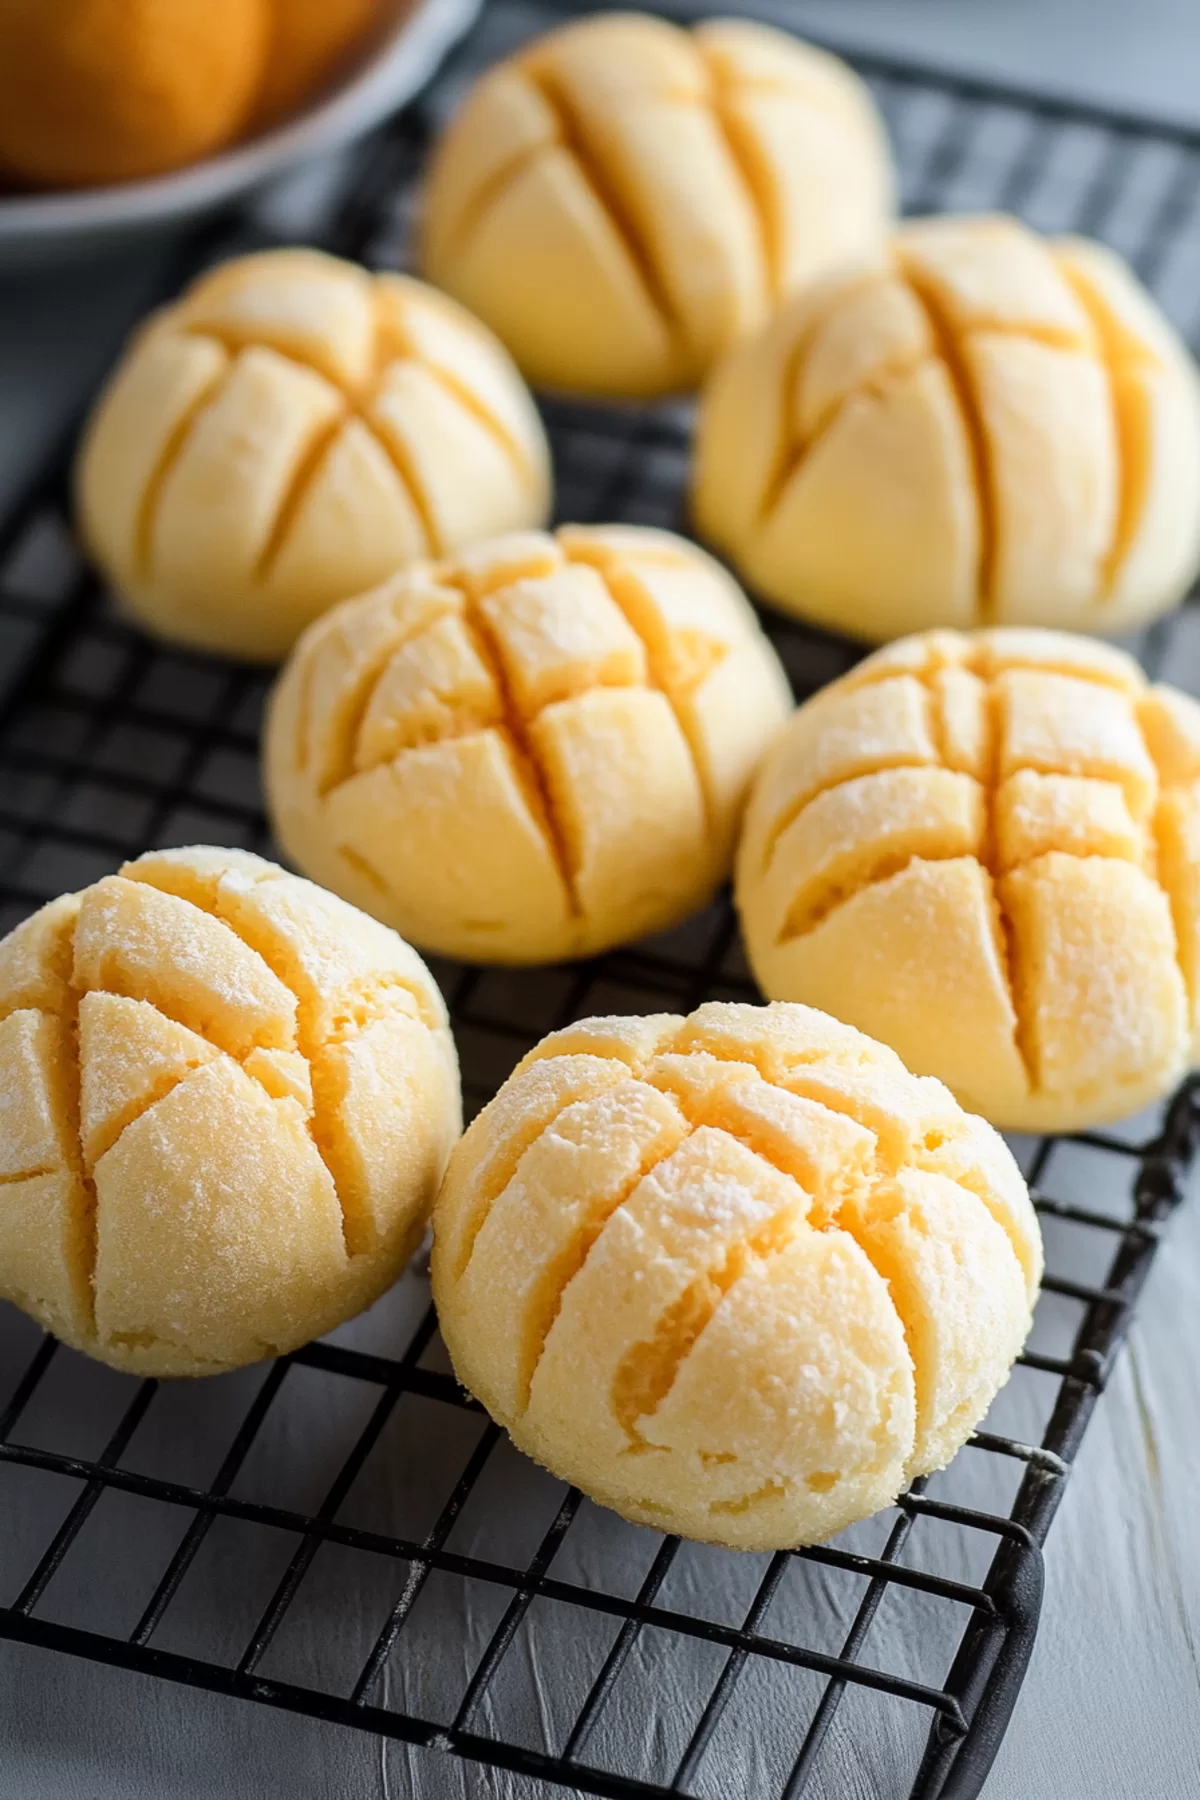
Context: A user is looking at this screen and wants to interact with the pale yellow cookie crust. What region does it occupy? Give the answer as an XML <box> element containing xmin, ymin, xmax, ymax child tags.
<box><xmin>694</xmin><ymin>216</ymin><xmax>1200</xmax><ymax>640</ymax></box>
<box><xmin>420</xmin><ymin>13</ymin><xmax>893</xmax><ymax>397</ymax></box>
<box><xmin>0</xmin><ymin>845</ymin><xmax>461</xmax><ymax>1375</ymax></box>
<box><xmin>264</xmin><ymin>525</ymin><xmax>793</xmax><ymax>964</ymax></box>
<box><xmin>737</xmin><ymin>628</ymin><xmax>1200</xmax><ymax>1131</ymax></box>
<box><xmin>432</xmin><ymin>1001</ymin><xmax>1039</xmax><ymax>1551</ymax></box>
<box><xmin>76</xmin><ymin>249</ymin><xmax>552</xmax><ymax>661</ymax></box>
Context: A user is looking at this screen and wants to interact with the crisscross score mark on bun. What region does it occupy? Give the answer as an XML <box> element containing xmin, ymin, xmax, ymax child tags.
<box><xmin>737</xmin><ymin>627</ymin><xmax>1200</xmax><ymax>1132</ymax></box>
<box><xmin>76</xmin><ymin>250</ymin><xmax>551</xmax><ymax>661</ymax></box>
<box><xmin>694</xmin><ymin>216</ymin><xmax>1200</xmax><ymax>640</ymax></box>
<box><xmin>431</xmin><ymin>1002</ymin><xmax>1039</xmax><ymax>1551</ymax></box>
<box><xmin>264</xmin><ymin>525</ymin><xmax>793</xmax><ymax>964</ymax></box>
<box><xmin>420</xmin><ymin>13</ymin><xmax>893</xmax><ymax>397</ymax></box>
<box><xmin>0</xmin><ymin>846</ymin><xmax>460</xmax><ymax>1376</ymax></box>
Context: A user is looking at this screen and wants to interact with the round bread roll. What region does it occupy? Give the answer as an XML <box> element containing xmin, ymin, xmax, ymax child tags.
<box><xmin>0</xmin><ymin>845</ymin><xmax>460</xmax><ymax>1376</ymax></box>
<box><xmin>0</xmin><ymin>0</ymin><xmax>268</xmax><ymax>189</ymax></box>
<box><xmin>265</xmin><ymin>525</ymin><xmax>793</xmax><ymax>964</ymax></box>
<box><xmin>419</xmin><ymin>12</ymin><xmax>893</xmax><ymax>398</ymax></box>
<box><xmin>736</xmin><ymin>628</ymin><xmax>1200</xmax><ymax>1132</ymax></box>
<box><xmin>76</xmin><ymin>249</ymin><xmax>552</xmax><ymax>661</ymax></box>
<box><xmin>432</xmin><ymin>1001</ymin><xmax>1040</xmax><ymax>1550</ymax></box>
<box><xmin>694</xmin><ymin>215</ymin><xmax>1200</xmax><ymax>641</ymax></box>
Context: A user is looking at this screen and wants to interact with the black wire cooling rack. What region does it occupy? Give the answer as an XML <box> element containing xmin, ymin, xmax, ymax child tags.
<box><xmin>3</xmin><ymin>7</ymin><xmax>1200</xmax><ymax>1799</ymax></box>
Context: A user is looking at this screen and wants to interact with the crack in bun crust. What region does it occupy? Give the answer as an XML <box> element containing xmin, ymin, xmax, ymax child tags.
<box><xmin>418</xmin><ymin>13</ymin><xmax>894</xmax><ymax>399</ymax></box>
<box><xmin>431</xmin><ymin>1000</ymin><xmax>1039</xmax><ymax>1552</ymax></box>
<box><xmin>264</xmin><ymin>525</ymin><xmax>793</xmax><ymax>965</ymax></box>
<box><xmin>0</xmin><ymin>845</ymin><xmax>461</xmax><ymax>1377</ymax></box>
<box><xmin>75</xmin><ymin>250</ymin><xmax>553</xmax><ymax>662</ymax></box>
<box><xmin>694</xmin><ymin>216</ymin><xmax>1200</xmax><ymax>641</ymax></box>
<box><xmin>737</xmin><ymin>627</ymin><xmax>1200</xmax><ymax>1132</ymax></box>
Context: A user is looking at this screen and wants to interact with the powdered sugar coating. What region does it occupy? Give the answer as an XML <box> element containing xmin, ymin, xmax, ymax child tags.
<box><xmin>0</xmin><ymin>845</ymin><xmax>460</xmax><ymax>1376</ymax></box>
<box><xmin>738</xmin><ymin>626</ymin><xmax>1200</xmax><ymax>1131</ymax></box>
<box><xmin>432</xmin><ymin>999</ymin><xmax>1038</xmax><ymax>1551</ymax></box>
<box><xmin>265</xmin><ymin>524</ymin><xmax>793</xmax><ymax>964</ymax></box>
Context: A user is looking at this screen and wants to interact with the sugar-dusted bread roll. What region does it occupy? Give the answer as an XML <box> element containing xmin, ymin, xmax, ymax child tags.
<box><xmin>76</xmin><ymin>249</ymin><xmax>551</xmax><ymax>661</ymax></box>
<box><xmin>695</xmin><ymin>216</ymin><xmax>1200</xmax><ymax>641</ymax></box>
<box><xmin>419</xmin><ymin>13</ymin><xmax>893</xmax><ymax>398</ymax></box>
<box><xmin>0</xmin><ymin>846</ymin><xmax>460</xmax><ymax>1376</ymax></box>
<box><xmin>737</xmin><ymin>628</ymin><xmax>1200</xmax><ymax>1132</ymax></box>
<box><xmin>264</xmin><ymin>525</ymin><xmax>793</xmax><ymax>964</ymax></box>
<box><xmin>432</xmin><ymin>1001</ymin><xmax>1040</xmax><ymax>1550</ymax></box>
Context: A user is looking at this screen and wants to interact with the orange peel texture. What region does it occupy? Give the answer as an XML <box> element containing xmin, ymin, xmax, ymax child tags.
<box><xmin>257</xmin><ymin>0</ymin><xmax>380</xmax><ymax>126</ymax></box>
<box><xmin>0</xmin><ymin>0</ymin><xmax>270</xmax><ymax>188</ymax></box>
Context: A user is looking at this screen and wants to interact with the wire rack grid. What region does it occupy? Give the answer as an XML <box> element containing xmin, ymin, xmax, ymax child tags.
<box><xmin>2</xmin><ymin>8</ymin><xmax>1200</xmax><ymax>1799</ymax></box>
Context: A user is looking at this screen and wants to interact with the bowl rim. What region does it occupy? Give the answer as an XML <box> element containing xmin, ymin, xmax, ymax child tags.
<box><xmin>0</xmin><ymin>0</ymin><xmax>480</xmax><ymax>239</ymax></box>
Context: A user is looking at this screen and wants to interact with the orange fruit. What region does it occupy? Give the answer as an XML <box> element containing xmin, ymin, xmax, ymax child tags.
<box><xmin>257</xmin><ymin>0</ymin><xmax>380</xmax><ymax>126</ymax></box>
<box><xmin>0</xmin><ymin>0</ymin><xmax>270</xmax><ymax>188</ymax></box>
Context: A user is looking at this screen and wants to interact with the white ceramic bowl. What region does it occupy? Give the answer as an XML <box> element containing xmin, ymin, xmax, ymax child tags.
<box><xmin>0</xmin><ymin>0</ymin><xmax>480</xmax><ymax>269</ymax></box>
